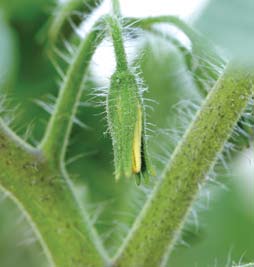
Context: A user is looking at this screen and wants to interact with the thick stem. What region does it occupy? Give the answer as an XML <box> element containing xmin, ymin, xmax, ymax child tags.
<box><xmin>113</xmin><ymin>66</ymin><xmax>254</xmax><ymax>267</ymax></box>
<box><xmin>0</xmin><ymin>120</ymin><xmax>108</xmax><ymax>267</ymax></box>
<box><xmin>40</xmin><ymin>19</ymin><xmax>105</xmax><ymax>168</ymax></box>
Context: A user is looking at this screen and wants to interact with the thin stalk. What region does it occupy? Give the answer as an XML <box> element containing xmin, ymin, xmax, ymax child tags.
<box><xmin>124</xmin><ymin>16</ymin><xmax>225</xmax><ymax>96</ymax></box>
<box><xmin>40</xmin><ymin>18</ymin><xmax>105</xmax><ymax>168</ymax></box>
<box><xmin>140</xmin><ymin>28</ymin><xmax>206</xmax><ymax>96</ymax></box>
<box><xmin>124</xmin><ymin>16</ymin><xmax>201</xmax><ymax>44</ymax></box>
<box><xmin>112</xmin><ymin>0</ymin><xmax>121</xmax><ymax>17</ymax></box>
<box><xmin>113</xmin><ymin>65</ymin><xmax>254</xmax><ymax>267</ymax></box>
<box><xmin>0</xmin><ymin>120</ymin><xmax>107</xmax><ymax>267</ymax></box>
<box><xmin>48</xmin><ymin>0</ymin><xmax>84</xmax><ymax>45</ymax></box>
<box><xmin>106</xmin><ymin>15</ymin><xmax>128</xmax><ymax>71</ymax></box>
<box><xmin>43</xmin><ymin>0</ymin><xmax>102</xmax><ymax>45</ymax></box>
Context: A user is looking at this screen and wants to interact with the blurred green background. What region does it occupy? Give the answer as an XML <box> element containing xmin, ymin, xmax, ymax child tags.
<box><xmin>0</xmin><ymin>0</ymin><xmax>253</xmax><ymax>266</ymax></box>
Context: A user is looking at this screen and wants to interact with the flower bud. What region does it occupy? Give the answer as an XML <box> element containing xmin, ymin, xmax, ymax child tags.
<box><xmin>107</xmin><ymin>70</ymin><xmax>154</xmax><ymax>184</ymax></box>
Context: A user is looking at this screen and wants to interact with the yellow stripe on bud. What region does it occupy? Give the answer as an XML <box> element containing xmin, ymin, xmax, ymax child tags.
<box><xmin>132</xmin><ymin>104</ymin><xmax>142</xmax><ymax>174</ymax></box>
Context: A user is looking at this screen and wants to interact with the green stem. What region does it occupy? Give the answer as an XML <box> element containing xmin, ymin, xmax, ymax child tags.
<box><xmin>124</xmin><ymin>16</ymin><xmax>200</xmax><ymax>44</ymax></box>
<box><xmin>113</xmin><ymin>66</ymin><xmax>254</xmax><ymax>267</ymax></box>
<box><xmin>43</xmin><ymin>0</ymin><xmax>102</xmax><ymax>45</ymax></box>
<box><xmin>125</xmin><ymin>16</ymin><xmax>225</xmax><ymax>96</ymax></box>
<box><xmin>0</xmin><ymin>120</ymin><xmax>108</xmax><ymax>267</ymax></box>
<box><xmin>40</xmin><ymin>18</ymin><xmax>105</xmax><ymax>168</ymax></box>
<box><xmin>48</xmin><ymin>0</ymin><xmax>84</xmax><ymax>45</ymax></box>
<box><xmin>106</xmin><ymin>15</ymin><xmax>128</xmax><ymax>71</ymax></box>
<box><xmin>112</xmin><ymin>0</ymin><xmax>121</xmax><ymax>16</ymax></box>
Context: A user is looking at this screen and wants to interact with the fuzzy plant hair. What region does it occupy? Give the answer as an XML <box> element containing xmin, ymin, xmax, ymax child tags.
<box><xmin>0</xmin><ymin>0</ymin><xmax>253</xmax><ymax>267</ymax></box>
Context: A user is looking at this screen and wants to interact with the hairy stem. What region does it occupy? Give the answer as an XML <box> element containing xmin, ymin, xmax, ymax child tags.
<box><xmin>45</xmin><ymin>0</ymin><xmax>102</xmax><ymax>45</ymax></box>
<box><xmin>106</xmin><ymin>15</ymin><xmax>128</xmax><ymax>71</ymax></box>
<box><xmin>113</xmin><ymin>66</ymin><xmax>254</xmax><ymax>267</ymax></box>
<box><xmin>125</xmin><ymin>16</ymin><xmax>202</xmax><ymax>46</ymax></box>
<box><xmin>40</xmin><ymin>19</ymin><xmax>105</xmax><ymax>168</ymax></box>
<box><xmin>125</xmin><ymin>16</ymin><xmax>225</xmax><ymax>96</ymax></box>
<box><xmin>0</xmin><ymin>120</ymin><xmax>108</xmax><ymax>267</ymax></box>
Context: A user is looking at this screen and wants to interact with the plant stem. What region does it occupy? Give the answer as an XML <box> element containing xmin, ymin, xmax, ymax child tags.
<box><xmin>124</xmin><ymin>16</ymin><xmax>201</xmax><ymax>44</ymax></box>
<box><xmin>45</xmin><ymin>0</ymin><xmax>102</xmax><ymax>45</ymax></box>
<box><xmin>47</xmin><ymin>0</ymin><xmax>84</xmax><ymax>45</ymax></box>
<box><xmin>113</xmin><ymin>66</ymin><xmax>254</xmax><ymax>267</ymax></box>
<box><xmin>0</xmin><ymin>120</ymin><xmax>108</xmax><ymax>267</ymax></box>
<box><xmin>125</xmin><ymin>16</ymin><xmax>225</xmax><ymax>96</ymax></box>
<box><xmin>106</xmin><ymin>15</ymin><xmax>128</xmax><ymax>71</ymax></box>
<box><xmin>112</xmin><ymin>0</ymin><xmax>121</xmax><ymax>16</ymax></box>
<box><xmin>40</xmin><ymin>18</ymin><xmax>105</xmax><ymax>168</ymax></box>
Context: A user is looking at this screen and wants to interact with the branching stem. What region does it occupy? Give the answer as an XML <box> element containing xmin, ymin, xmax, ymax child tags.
<box><xmin>1</xmin><ymin>5</ymin><xmax>254</xmax><ymax>267</ymax></box>
<box><xmin>0</xmin><ymin>120</ymin><xmax>107</xmax><ymax>267</ymax></box>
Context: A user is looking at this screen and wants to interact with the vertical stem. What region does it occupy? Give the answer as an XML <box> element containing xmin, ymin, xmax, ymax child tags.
<box><xmin>112</xmin><ymin>0</ymin><xmax>121</xmax><ymax>16</ymax></box>
<box><xmin>106</xmin><ymin>15</ymin><xmax>128</xmax><ymax>71</ymax></box>
<box><xmin>113</xmin><ymin>66</ymin><xmax>254</xmax><ymax>267</ymax></box>
<box><xmin>40</xmin><ymin>19</ymin><xmax>105</xmax><ymax>168</ymax></box>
